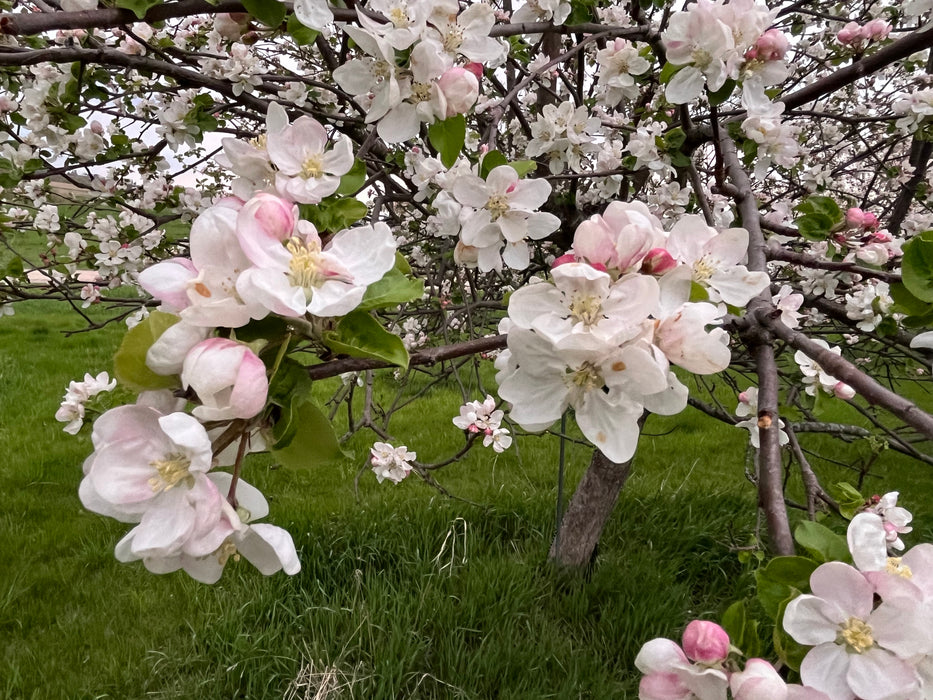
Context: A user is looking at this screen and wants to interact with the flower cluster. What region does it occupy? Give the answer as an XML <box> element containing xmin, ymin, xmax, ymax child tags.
<box><xmin>55</xmin><ymin>371</ymin><xmax>117</xmax><ymax>435</ymax></box>
<box><xmin>638</xmin><ymin>492</ymin><xmax>933</xmax><ymax>700</ymax></box>
<box><xmin>662</xmin><ymin>0</ymin><xmax>787</xmax><ymax>104</ymax></box>
<box><xmin>496</xmin><ymin>201</ymin><xmax>769</xmax><ymax>462</ymax></box>
<box><xmin>371</xmin><ymin>442</ymin><xmax>417</xmax><ymax>484</ymax></box>
<box><xmin>453</xmin><ymin>395</ymin><xmax>512</xmax><ymax>452</ymax></box>
<box><xmin>65</xmin><ymin>108</ymin><xmax>401</xmax><ymax>583</ymax></box>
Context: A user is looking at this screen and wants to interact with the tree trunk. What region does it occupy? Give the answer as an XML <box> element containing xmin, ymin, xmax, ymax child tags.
<box><xmin>548</xmin><ymin>449</ymin><xmax>633</xmax><ymax>568</ymax></box>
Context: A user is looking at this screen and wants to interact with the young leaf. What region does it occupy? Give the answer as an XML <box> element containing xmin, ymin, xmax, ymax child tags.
<box><xmin>113</xmin><ymin>311</ymin><xmax>181</xmax><ymax>392</ymax></box>
<box><xmin>428</xmin><ymin>115</ymin><xmax>466</xmax><ymax>169</ymax></box>
<box><xmin>357</xmin><ymin>268</ymin><xmax>425</xmax><ymax>312</ymax></box>
<box><xmin>242</xmin><ymin>0</ymin><xmax>287</xmax><ymax>27</ymax></box>
<box><xmin>902</xmin><ymin>230</ymin><xmax>933</xmax><ymax>302</ymax></box>
<box><xmin>480</xmin><ymin>149</ymin><xmax>509</xmax><ymax>178</ymax></box>
<box><xmin>794</xmin><ymin>520</ymin><xmax>851</xmax><ymax>563</ymax></box>
<box><xmin>323</xmin><ymin>310</ymin><xmax>409</xmax><ymax>368</ymax></box>
<box><xmin>271</xmin><ymin>395</ymin><xmax>342</xmax><ymax>468</ymax></box>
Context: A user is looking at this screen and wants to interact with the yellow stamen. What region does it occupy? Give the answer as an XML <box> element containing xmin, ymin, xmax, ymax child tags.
<box><xmin>839</xmin><ymin>617</ymin><xmax>874</xmax><ymax>654</ymax></box>
<box><xmin>148</xmin><ymin>454</ymin><xmax>194</xmax><ymax>493</ymax></box>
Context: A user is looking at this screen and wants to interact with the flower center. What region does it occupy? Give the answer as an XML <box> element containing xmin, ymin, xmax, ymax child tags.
<box><xmin>886</xmin><ymin>557</ymin><xmax>913</xmax><ymax>578</ymax></box>
<box><xmin>388</xmin><ymin>5</ymin><xmax>409</xmax><ymax>27</ymax></box>
<box><xmin>443</xmin><ymin>25</ymin><xmax>464</xmax><ymax>52</ymax></box>
<box><xmin>287</xmin><ymin>236</ymin><xmax>327</xmax><ymax>290</ymax></box>
<box><xmin>372</xmin><ymin>60</ymin><xmax>392</xmax><ymax>81</ymax></box>
<box><xmin>839</xmin><ymin>617</ymin><xmax>874</xmax><ymax>654</ymax></box>
<box><xmin>691</xmin><ymin>47</ymin><xmax>712</xmax><ymax>69</ymax></box>
<box><xmin>693</xmin><ymin>254</ymin><xmax>716</xmax><ymax>283</ymax></box>
<box><xmin>486</xmin><ymin>194</ymin><xmax>510</xmax><ymax>220</ymax></box>
<box><xmin>411</xmin><ymin>81</ymin><xmax>433</xmax><ymax>103</ymax></box>
<box><xmin>568</xmin><ymin>293</ymin><xmax>603</xmax><ymax>328</ymax></box>
<box><xmin>565</xmin><ymin>361</ymin><xmax>604</xmax><ymax>394</ymax></box>
<box><xmin>249</xmin><ymin>134</ymin><xmax>267</xmax><ymax>149</ymax></box>
<box><xmin>148</xmin><ymin>454</ymin><xmax>194</xmax><ymax>493</ymax></box>
<box><xmin>216</xmin><ymin>539</ymin><xmax>240</xmax><ymax>566</ymax></box>
<box><xmin>301</xmin><ymin>153</ymin><xmax>325</xmax><ymax>179</ymax></box>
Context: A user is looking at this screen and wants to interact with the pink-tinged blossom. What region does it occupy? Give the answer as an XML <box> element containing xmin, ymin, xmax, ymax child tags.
<box><xmin>731</xmin><ymin>659</ymin><xmax>830</xmax><ymax>700</ymax></box>
<box><xmin>140</xmin><ymin>203</ymin><xmax>268</xmax><ymax>329</ymax></box>
<box><xmin>655</xmin><ymin>301</ymin><xmax>731</xmax><ymax>375</ymax></box>
<box><xmin>266</xmin><ymin>112</ymin><xmax>354</xmax><ymax>204</ymax></box>
<box><xmin>123</xmin><ymin>472</ymin><xmax>300</xmax><ymax>583</ymax></box>
<box><xmin>451</xmin><ymin>165</ymin><xmax>560</xmax><ymax>272</ymax></box>
<box><xmin>370</xmin><ymin>442</ymin><xmax>416</xmax><ymax>484</ymax></box>
<box><xmin>437</xmin><ymin>67</ymin><xmax>479</xmax><ymax>118</ymax></box>
<box><xmin>681</xmin><ymin>620</ymin><xmax>729</xmax><ymax>664</ymax></box>
<box><xmin>453</xmin><ymin>395</ymin><xmax>504</xmax><ymax>433</ymax></box>
<box><xmin>496</xmin><ymin>327</ymin><xmax>667</xmax><ymax>463</ymax></box>
<box><xmin>635</xmin><ymin>637</ymin><xmax>729</xmax><ymax>700</ymax></box>
<box><xmin>745</xmin><ymin>29</ymin><xmax>789</xmax><ymax>62</ymax></box>
<box><xmin>236</xmin><ymin>221</ymin><xmax>396</xmax><ymax>318</ymax></box>
<box><xmin>180</xmin><ymin>338</ymin><xmax>269</xmax><ymax>421</ymax></box>
<box><xmin>507</xmin><ymin>262</ymin><xmax>659</xmax><ymax>347</ymax></box>
<box><xmin>569</xmin><ymin>201</ymin><xmax>665</xmax><ymax>276</ymax></box>
<box><xmin>662</xmin><ymin>1</ymin><xmax>736</xmax><ymax>104</ymax></box>
<box><xmin>78</xmin><ymin>407</ymin><xmax>234</xmax><ymax>565</ymax></box>
<box><xmin>664</xmin><ymin>215</ymin><xmax>769</xmax><ymax>307</ymax></box>
<box><xmin>783</xmin><ymin>561</ymin><xmax>928</xmax><ymax>700</ymax></box>
<box><xmin>483</xmin><ymin>428</ymin><xmax>512</xmax><ymax>452</ymax></box>
<box><xmin>55</xmin><ymin>371</ymin><xmax>118</xmax><ymax>434</ymax></box>
<box><xmin>845</xmin><ymin>207</ymin><xmax>880</xmax><ymax>231</ymax></box>
<box><xmin>866</xmin><ymin>492</ymin><xmax>913</xmax><ymax>551</ymax></box>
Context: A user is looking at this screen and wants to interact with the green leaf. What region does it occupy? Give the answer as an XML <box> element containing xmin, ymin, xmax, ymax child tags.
<box><xmin>662</xmin><ymin>126</ymin><xmax>686</xmax><ymax>151</ymax></box>
<box><xmin>795</xmin><ymin>213</ymin><xmax>835</xmax><ymax>241</ymax></box>
<box><xmin>707</xmin><ymin>79</ymin><xmax>736</xmax><ymax>106</ymax></box>
<box><xmin>831</xmin><ymin>482</ymin><xmax>867</xmax><ymax>520</ymax></box>
<box><xmin>719</xmin><ymin>600</ymin><xmax>746</xmax><ymax>650</ymax></box>
<box><xmin>428</xmin><ymin>115</ymin><xmax>466</xmax><ymax>169</ymax></box>
<box><xmin>480</xmin><ymin>150</ymin><xmax>509</xmax><ymax>178</ymax></box>
<box><xmin>242</xmin><ymin>0</ymin><xmax>286</xmax><ymax>26</ymax></box>
<box><xmin>336</xmin><ymin>159</ymin><xmax>367</xmax><ymax>195</ymax></box>
<box><xmin>659</xmin><ymin>61</ymin><xmax>681</xmax><ymax>85</ymax></box>
<box><xmin>755</xmin><ymin>569</ymin><xmax>794</xmax><ymax>620</ymax></box>
<box><xmin>794</xmin><ymin>520</ymin><xmax>851</xmax><ymax>563</ymax></box>
<box><xmin>689</xmin><ymin>281</ymin><xmax>709</xmax><ymax>302</ymax></box>
<box><xmin>287</xmin><ymin>12</ymin><xmax>320</xmax><ymax>44</ymax></box>
<box><xmin>357</xmin><ymin>268</ymin><xmax>424</xmax><ymax>312</ymax></box>
<box><xmin>323</xmin><ymin>310</ymin><xmax>409</xmax><ymax>368</ymax></box>
<box><xmin>902</xmin><ymin>230</ymin><xmax>933</xmax><ymax>302</ymax></box>
<box><xmin>303</xmin><ymin>197</ymin><xmax>369</xmax><ymax>232</ymax></box>
<box><xmin>113</xmin><ymin>311</ymin><xmax>181</xmax><ymax>392</ymax></box>
<box><xmin>758</xmin><ymin>556</ymin><xmax>818</xmax><ymax>589</ymax></box>
<box><xmin>510</xmin><ymin>160</ymin><xmax>537</xmax><ymax>177</ymax></box>
<box><xmin>113</xmin><ymin>0</ymin><xmax>161</xmax><ymax>19</ymax></box>
<box><xmin>795</xmin><ymin>195</ymin><xmax>841</xmax><ymax>220</ymax></box>
<box><xmin>271</xmin><ymin>396</ymin><xmax>342</xmax><ymax>468</ymax></box>
<box><xmin>890</xmin><ymin>281</ymin><xmax>933</xmax><ymax>316</ymax></box>
<box><xmin>2</xmin><ymin>256</ymin><xmax>24</xmax><ymax>279</ymax></box>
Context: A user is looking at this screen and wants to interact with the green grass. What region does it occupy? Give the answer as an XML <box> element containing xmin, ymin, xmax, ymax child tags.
<box><xmin>1</xmin><ymin>300</ymin><xmax>930</xmax><ymax>698</ymax></box>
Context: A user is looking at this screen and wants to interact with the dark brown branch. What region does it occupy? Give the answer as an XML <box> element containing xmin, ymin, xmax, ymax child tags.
<box><xmin>767</xmin><ymin>242</ymin><xmax>902</xmax><ymax>285</ymax></box>
<box><xmin>782</xmin><ymin>24</ymin><xmax>933</xmax><ymax>110</ymax></box>
<box><xmin>305</xmin><ymin>334</ymin><xmax>507</xmax><ymax>381</ymax></box>
<box><xmin>756</xmin><ymin>308</ymin><xmax>933</xmax><ymax>442</ymax></box>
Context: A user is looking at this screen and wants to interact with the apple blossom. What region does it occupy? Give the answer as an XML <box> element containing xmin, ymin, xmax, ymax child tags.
<box><xmin>681</xmin><ymin>620</ymin><xmax>729</xmax><ymax>664</ymax></box>
<box><xmin>180</xmin><ymin>338</ymin><xmax>269</xmax><ymax>421</ymax></box>
<box><xmin>371</xmin><ymin>442</ymin><xmax>417</xmax><ymax>484</ymax></box>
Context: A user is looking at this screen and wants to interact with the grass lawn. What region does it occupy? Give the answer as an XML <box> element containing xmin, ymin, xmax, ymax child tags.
<box><xmin>1</xmin><ymin>300</ymin><xmax>931</xmax><ymax>698</ymax></box>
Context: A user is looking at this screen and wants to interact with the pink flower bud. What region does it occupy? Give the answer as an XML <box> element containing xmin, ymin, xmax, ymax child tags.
<box><xmin>845</xmin><ymin>207</ymin><xmax>868</xmax><ymax>229</ymax></box>
<box><xmin>681</xmin><ymin>620</ymin><xmax>730</xmax><ymax>663</ymax></box>
<box><xmin>861</xmin><ymin>18</ymin><xmax>891</xmax><ymax>41</ymax></box>
<box><xmin>738</xmin><ymin>391</ymin><xmax>751</xmax><ymax>405</ymax></box>
<box><xmin>833</xmin><ymin>382</ymin><xmax>855</xmax><ymax>400</ymax></box>
<box><xmin>750</xmin><ymin>29</ymin><xmax>789</xmax><ymax>61</ymax></box>
<box><xmin>90</xmin><ymin>120</ymin><xmax>104</xmax><ymax>135</ymax></box>
<box><xmin>464</xmin><ymin>62</ymin><xmax>484</xmax><ymax>79</ymax></box>
<box><xmin>730</xmin><ymin>659</ymin><xmax>788</xmax><ymax>700</ymax></box>
<box><xmin>640</xmin><ymin>248</ymin><xmax>678</xmax><ymax>275</ymax></box>
<box><xmin>861</xmin><ymin>211</ymin><xmax>879</xmax><ymax>230</ymax></box>
<box><xmin>437</xmin><ymin>67</ymin><xmax>480</xmax><ymax>118</ymax></box>
<box><xmin>181</xmin><ymin>338</ymin><xmax>269</xmax><ymax>421</ymax></box>
<box><xmin>837</xmin><ymin>22</ymin><xmax>862</xmax><ymax>45</ymax></box>
<box><xmin>236</xmin><ymin>193</ymin><xmax>298</xmax><ymax>267</ymax></box>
